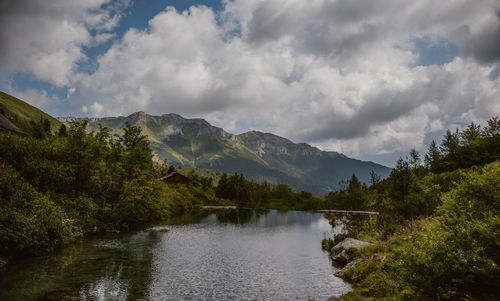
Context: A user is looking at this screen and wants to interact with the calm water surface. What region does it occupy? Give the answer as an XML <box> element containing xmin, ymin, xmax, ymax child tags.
<box><xmin>0</xmin><ymin>210</ymin><xmax>350</xmax><ymax>300</ymax></box>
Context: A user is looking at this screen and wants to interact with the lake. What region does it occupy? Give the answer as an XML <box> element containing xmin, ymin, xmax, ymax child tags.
<box><xmin>0</xmin><ymin>210</ymin><xmax>351</xmax><ymax>301</ymax></box>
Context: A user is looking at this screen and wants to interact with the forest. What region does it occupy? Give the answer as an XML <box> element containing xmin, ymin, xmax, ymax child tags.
<box><xmin>0</xmin><ymin>112</ymin><xmax>498</xmax><ymax>300</ymax></box>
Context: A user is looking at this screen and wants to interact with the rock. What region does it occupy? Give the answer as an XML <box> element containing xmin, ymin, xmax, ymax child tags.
<box><xmin>334</xmin><ymin>255</ymin><xmax>387</xmax><ymax>279</ymax></box>
<box><xmin>330</xmin><ymin>238</ymin><xmax>374</xmax><ymax>264</ymax></box>
<box><xmin>326</xmin><ymin>296</ymin><xmax>341</xmax><ymax>301</ymax></box>
<box><xmin>334</xmin><ymin>257</ymin><xmax>364</xmax><ymax>278</ymax></box>
<box><xmin>332</xmin><ymin>250</ymin><xmax>350</xmax><ymax>264</ymax></box>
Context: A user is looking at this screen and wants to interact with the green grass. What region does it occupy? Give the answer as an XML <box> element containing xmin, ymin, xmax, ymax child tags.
<box><xmin>0</xmin><ymin>91</ymin><xmax>61</xmax><ymax>130</ymax></box>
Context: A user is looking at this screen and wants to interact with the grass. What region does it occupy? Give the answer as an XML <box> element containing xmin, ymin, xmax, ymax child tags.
<box><xmin>0</xmin><ymin>91</ymin><xmax>61</xmax><ymax>129</ymax></box>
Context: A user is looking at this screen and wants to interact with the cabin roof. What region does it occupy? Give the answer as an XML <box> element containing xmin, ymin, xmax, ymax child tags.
<box><xmin>159</xmin><ymin>172</ymin><xmax>191</xmax><ymax>183</ymax></box>
<box><xmin>0</xmin><ymin>113</ymin><xmax>27</xmax><ymax>136</ymax></box>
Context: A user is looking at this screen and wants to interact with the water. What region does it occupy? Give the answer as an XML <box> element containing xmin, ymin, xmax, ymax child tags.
<box><xmin>0</xmin><ymin>210</ymin><xmax>351</xmax><ymax>301</ymax></box>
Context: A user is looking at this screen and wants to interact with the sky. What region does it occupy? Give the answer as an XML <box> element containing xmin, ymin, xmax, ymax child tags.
<box><xmin>1</xmin><ymin>0</ymin><xmax>499</xmax><ymax>167</ymax></box>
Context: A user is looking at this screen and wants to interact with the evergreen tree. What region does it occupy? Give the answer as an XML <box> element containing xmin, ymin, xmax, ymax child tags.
<box><xmin>482</xmin><ymin>116</ymin><xmax>500</xmax><ymax>137</ymax></box>
<box><xmin>460</xmin><ymin>122</ymin><xmax>481</xmax><ymax>145</ymax></box>
<box><xmin>424</xmin><ymin>140</ymin><xmax>441</xmax><ymax>173</ymax></box>
<box><xmin>409</xmin><ymin>149</ymin><xmax>420</xmax><ymax>169</ymax></box>
<box><xmin>216</xmin><ymin>173</ymin><xmax>229</xmax><ymax>199</ymax></box>
<box><xmin>58</xmin><ymin>123</ymin><xmax>68</xmax><ymax>137</ymax></box>
<box><xmin>347</xmin><ymin>173</ymin><xmax>364</xmax><ymax>210</ymax></box>
<box><xmin>43</xmin><ymin>118</ymin><xmax>51</xmax><ymax>133</ymax></box>
<box><xmin>168</xmin><ymin>165</ymin><xmax>177</xmax><ymax>174</ymax></box>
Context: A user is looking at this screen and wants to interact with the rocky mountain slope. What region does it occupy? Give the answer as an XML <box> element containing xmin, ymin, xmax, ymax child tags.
<box><xmin>59</xmin><ymin>112</ymin><xmax>391</xmax><ymax>194</ymax></box>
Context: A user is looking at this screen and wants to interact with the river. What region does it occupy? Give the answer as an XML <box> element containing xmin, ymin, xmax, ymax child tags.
<box><xmin>0</xmin><ymin>209</ymin><xmax>351</xmax><ymax>301</ymax></box>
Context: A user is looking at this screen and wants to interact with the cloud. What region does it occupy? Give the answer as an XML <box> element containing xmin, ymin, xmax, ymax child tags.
<box><xmin>0</xmin><ymin>0</ymin><xmax>128</xmax><ymax>86</ymax></box>
<box><xmin>460</xmin><ymin>3</ymin><xmax>500</xmax><ymax>63</ymax></box>
<box><xmin>8</xmin><ymin>88</ymin><xmax>60</xmax><ymax>109</ymax></box>
<box><xmin>1</xmin><ymin>0</ymin><xmax>500</xmax><ymax>166</ymax></box>
<box><xmin>90</xmin><ymin>101</ymin><xmax>104</xmax><ymax>116</ymax></box>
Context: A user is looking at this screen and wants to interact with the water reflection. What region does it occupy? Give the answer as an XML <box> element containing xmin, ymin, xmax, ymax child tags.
<box><xmin>0</xmin><ymin>231</ymin><xmax>161</xmax><ymax>300</ymax></box>
<box><xmin>0</xmin><ymin>210</ymin><xmax>351</xmax><ymax>301</ymax></box>
<box><xmin>215</xmin><ymin>209</ymin><xmax>268</xmax><ymax>224</ymax></box>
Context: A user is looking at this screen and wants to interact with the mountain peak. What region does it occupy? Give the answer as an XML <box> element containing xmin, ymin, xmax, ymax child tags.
<box><xmin>57</xmin><ymin>111</ymin><xmax>390</xmax><ymax>194</ymax></box>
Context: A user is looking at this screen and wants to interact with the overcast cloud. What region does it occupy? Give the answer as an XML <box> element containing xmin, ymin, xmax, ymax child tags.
<box><xmin>1</xmin><ymin>0</ymin><xmax>499</xmax><ymax>166</ymax></box>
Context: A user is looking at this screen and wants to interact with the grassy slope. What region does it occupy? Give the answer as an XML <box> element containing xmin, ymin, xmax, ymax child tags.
<box><xmin>0</xmin><ymin>92</ymin><xmax>61</xmax><ymax>130</ymax></box>
<box><xmin>81</xmin><ymin>115</ymin><xmax>390</xmax><ymax>194</ymax></box>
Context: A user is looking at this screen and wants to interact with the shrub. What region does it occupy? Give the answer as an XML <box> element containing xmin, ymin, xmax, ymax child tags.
<box><xmin>0</xmin><ymin>164</ymin><xmax>82</xmax><ymax>256</ymax></box>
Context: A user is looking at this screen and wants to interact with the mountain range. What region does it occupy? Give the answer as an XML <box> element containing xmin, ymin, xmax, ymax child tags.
<box><xmin>58</xmin><ymin>111</ymin><xmax>391</xmax><ymax>194</ymax></box>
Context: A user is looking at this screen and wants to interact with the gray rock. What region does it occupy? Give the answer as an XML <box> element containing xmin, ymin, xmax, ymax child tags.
<box><xmin>334</xmin><ymin>255</ymin><xmax>387</xmax><ymax>279</ymax></box>
<box><xmin>334</xmin><ymin>257</ymin><xmax>364</xmax><ymax>278</ymax></box>
<box><xmin>331</xmin><ymin>238</ymin><xmax>374</xmax><ymax>256</ymax></box>
<box><xmin>332</xmin><ymin>250</ymin><xmax>350</xmax><ymax>264</ymax></box>
<box><xmin>330</xmin><ymin>238</ymin><xmax>374</xmax><ymax>263</ymax></box>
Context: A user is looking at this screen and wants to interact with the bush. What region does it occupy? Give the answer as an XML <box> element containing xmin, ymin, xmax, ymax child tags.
<box><xmin>392</xmin><ymin>163</ymin><xmax>500</xmax><ymax>300</ymax></box>
<box><xmin>0</xmin><ymin>164</ymin><xmax>82</xmax><ymax>256</ymax></box>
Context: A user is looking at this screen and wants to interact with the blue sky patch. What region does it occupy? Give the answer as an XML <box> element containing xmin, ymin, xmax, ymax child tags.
<box><xmin>413</xmin><ymin>37</ymin><xmax>458</xmax><ymax>66</ymax></box>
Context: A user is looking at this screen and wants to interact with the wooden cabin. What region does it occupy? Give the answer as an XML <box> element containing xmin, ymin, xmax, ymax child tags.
<box><xmin>159</xmin><ymin>172</ymin><xmax>192</xmax><ymax>185</ymax></box>
<box><xmin>0</xmin><ymin>113</ymin><xmax>27</xmax><ymax>137</ymax></box>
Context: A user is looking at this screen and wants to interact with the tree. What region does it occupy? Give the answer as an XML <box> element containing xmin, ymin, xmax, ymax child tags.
<box><xmin>424</xmin><ymin>140</ymin><xmax>441</xmax><ymax>173</ymax></box>
<box><xmin>369</xmin><ymin>170</ymin><xmax>381</xmax><ymax>186</ymax></box>
<box><xmin>120</xmin><ymin>124</ymin><xmax>153</xmax><ymax>178</ymax></box>
<box><xmin>43</xmin><ymin>118</ymin><xmax>51</xmax><ymax>133</ymax></box>
<box><xmin>216</xmin><ymin>173</ymin><xmax>229</xmax><ymax>199</ymax></box>
<box><xmin>347</xmin><ymin>173</ymin><xmax>364</xmax><ymax>210</ymax></box>
<box><xmin>460</xmin><ymin>122</ymin><xmax>481</xmax><ymax>145</ymax></box>
<box><xmin>482</xmin><ymin>116</ymin><xmax>500</xmax><ymax>138</ymax></box>
<box><xmin>58</xmin><ymin>123</ymin><xmax>68</xmax><ymax>137</ymax></box>
<box><xmin>168</xmin><ymin>165</ymin><xmax>176</xmax><ymax>174</ymax></box>
<box><xmin>409</xmin><ymin>149</ymin><xmax>420</xmax><ymax>169</ymax></box>
<box><xmin>440</xmin><ymin>129</ymin><xmax>460</xmax><ymax>156</ymax></box>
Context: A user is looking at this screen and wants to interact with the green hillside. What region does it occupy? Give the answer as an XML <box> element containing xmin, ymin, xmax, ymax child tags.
<box><xmin>0</xmin><ymin>91</ymin><xmax>61</xmax><ymax>131</ymax></box>
<box><xmin>0</xmin><ymin>91</ymin><xmax>390</xmax><ymax>194</ymax></box>
<box><xmin>60</xmin><ymin>112</ymin><xmax>391</xmax><ymax>194</ymax></box>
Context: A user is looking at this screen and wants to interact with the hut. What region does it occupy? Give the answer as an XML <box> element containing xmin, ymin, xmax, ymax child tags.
<box><xmin>0</xmin><ymin>113</ymin><xmax>27</xmax><ymax>137</ymax></box>
<box><xmin>159</xmin><ymin>172</ymin><xmax>192</xmax><ymax>185</ymax></box>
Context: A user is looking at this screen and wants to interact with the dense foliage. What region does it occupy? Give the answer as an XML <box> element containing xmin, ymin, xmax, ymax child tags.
<box><xmin>323</xmin><ymin>116</ymin><xmax>500</xmax><ymax>300</ymax></box>
<box><xmin>0</xmin><ymin>120</ymin><xmax>226</xmax><ymax>258</ymax></box>
<box><xmin>215</xmin><ymin>173</ymin><xmax>324</xmax><ymax>210</ymax></box>
<box><xmin>0</xmin><ymin>117</ymin><xmax>326</xmax><ymax>258</ymax></box>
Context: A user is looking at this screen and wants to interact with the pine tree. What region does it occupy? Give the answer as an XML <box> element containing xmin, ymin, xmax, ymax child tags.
<box><xmin>58</xmin><ymin>123</ymin><xmax>68</xmax><ymax>137</ymax></box>
<box><xmin>424</xmin><ymin>140</ymin><xmax>441</xmax><ymax>173</ymax></box>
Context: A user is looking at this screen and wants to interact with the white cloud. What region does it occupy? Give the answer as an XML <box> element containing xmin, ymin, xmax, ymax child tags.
<box><xmin>2</xmin><ymin>0</ymin><xmax>500</xmax><ymax>166</ymax></box>
<box><xmin>0</xmin><ymin>0</ymin><xmax>129</xmax><ymax>87</ymax></box>
<box><xmin>9</xmin><ymin>88</ymin><xmax>59</xmax><ymax>109</ymax></box>
<box><xmin>90</xmin><ymin>101</ymin><xmax>104</xmax><ymax>116</ymax></box>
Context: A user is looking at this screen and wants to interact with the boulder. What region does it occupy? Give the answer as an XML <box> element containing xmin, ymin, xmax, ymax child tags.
<box><xmin>332</xmin><ymin>250</ymin><xmax>350</xmax><ymax>264</ymax></box>
<box><xmin>334</xmin><ymin>257</ymin><xmax>364</xmax><ymax>278</ymax></box>
<box><xmin>331</xmin><ymin>238</ymin><xmax>374</xmax><ymax>264</ymax></box>
<box><xmin>334</xmin><ymin>255</ymin><xmax>387</xmax><ymax>279</ymax></box>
